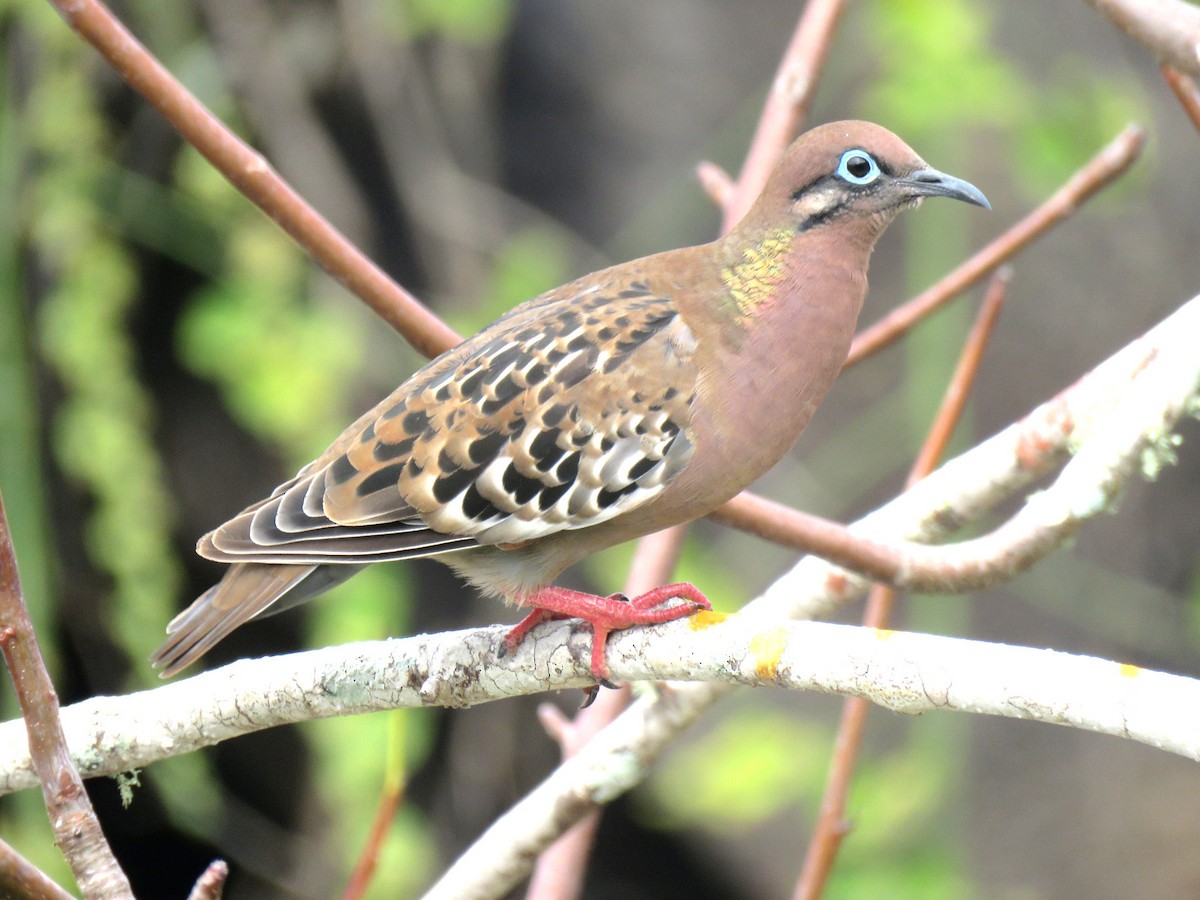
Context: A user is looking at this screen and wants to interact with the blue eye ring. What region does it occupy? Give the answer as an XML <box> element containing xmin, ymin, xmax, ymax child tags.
<box><xmin>836</xmin><ymin>149</ymin><xmax>880</xmax><ymax>185</ymax></box>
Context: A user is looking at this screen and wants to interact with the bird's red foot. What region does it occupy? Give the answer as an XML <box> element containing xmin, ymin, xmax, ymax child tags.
<box><xmin>503</xmin><ymin>583</ymin><xmax>711</xmax><ymax>681</ymax></box>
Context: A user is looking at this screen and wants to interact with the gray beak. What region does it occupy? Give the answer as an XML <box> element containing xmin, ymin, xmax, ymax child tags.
<box><xmin>901</xmin><ymin>167</ymin><xmax>991</xmax><ymax>210</ymax></box>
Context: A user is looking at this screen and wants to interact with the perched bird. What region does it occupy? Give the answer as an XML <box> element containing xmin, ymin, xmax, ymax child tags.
<box><xmin>152</xmin><ymin>121</ymin><xmax>988</xmax><ymax>680</ymax></box>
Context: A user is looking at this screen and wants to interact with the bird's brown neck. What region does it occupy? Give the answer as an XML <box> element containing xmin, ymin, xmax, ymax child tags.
<box><xmin>681</xmin><ymin>222</ymin><xmax>879</xmax><ymax>490</ymax></box>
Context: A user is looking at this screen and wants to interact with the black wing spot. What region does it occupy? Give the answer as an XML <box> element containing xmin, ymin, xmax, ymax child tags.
<box><xmin>555</xmin><ymin>310</ymin><xmax>582</xmax><ymax>334</ymax></box>
<box><xmin>484</xmin><ymin>344</ymin><xmax>523</xmax><ymax>376</ymax></box>
<box><xmin>597</xmin><ymin>482</ymin><xmax>639</xmax><ymax>509</ymax></box>
<box><xmin>542</xmin><ymin>403</ymin><xmax>569</xmax><ymax>428</ymax></box>
<box><xmin>530</xmin><ymin>429</ymin><xmax>565</xmax><ymax>471</ymax></box>
<box><xmin>555</xmin><ymin>452</ymin><xmax>580</xmax><ymax>485</ymax></box>
<box><xmin>502</xmin><ymin>463</ymin><xmax>543</xmax><ymax>505</ymax></box>
<box><xmin>330</xmin><ymin>454</ymin><xmax>357</xmax><ymax>485</ymax></box>
<box><xmin>356</xmin><ymin>462</ymin><xmax>406</xmax><ymax>497</ymax></box>
<box><xmin>432</xmin><ymin>460</ymin><xmax>477</xmax><ymax>504</ymax></box>
<box><xmin>360</xmin><ymin>422</ymin><xmax>376</xmax><ymax>442</ymax></box>
<box><xmin>525</xmin><ymin>362</ymin><xmax>548</xmax><ymax>385</ymax></box>
<box><xmin>468</xmin><ymin>431</ymin><xmax>508</xmax><ymax>466</ymax></box>
<box><xmin>494</xmin><ymin>373</ymin><xmax>522</xmax><ymax>399</ymax></box>
<box><xmin>538</xmin><ymin>479</ymin><xmax>571</xmax><ymax>511</ymax></box>
<box><xmin>374</xmin><ymin>435</ymin><xmax>416</xmax><ymax>462</ymax></box>
<box><xmin>458</xmin><ymin>367</ymin><xmax>486</xmax><ymax>397</ymax></box>
<box><xmin>403</xmin><ymin>410</ymin><xmax>431</xmax><ymax>435</ymax></box>
<box><xmin>628</xmin><ymin>456</ymin><xmax>657</xmax><ymax>481</ymax></box>
<box><xmin>461</xmin><ymin>483</ymin><xmax>503</xmax><ymax>521</ymax></box>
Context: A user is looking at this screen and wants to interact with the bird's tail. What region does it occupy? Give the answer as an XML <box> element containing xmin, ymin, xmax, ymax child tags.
<box><xmin>150</xmin><ymin>562</ymin><xmax>331</xmax><ymax>677</ymax></box>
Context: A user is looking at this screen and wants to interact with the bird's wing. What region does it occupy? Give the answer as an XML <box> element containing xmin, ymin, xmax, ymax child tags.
<box><xmin>200</xmin><ymin>273</ymin><xmax>700</xmax><ymax>565</ymax></box>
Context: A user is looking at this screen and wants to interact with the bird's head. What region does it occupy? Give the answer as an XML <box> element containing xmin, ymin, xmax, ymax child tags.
<box><xmin>737</xmin><ymin>120</ymin><xmax>989</xmax><ymax>244</ymax></box>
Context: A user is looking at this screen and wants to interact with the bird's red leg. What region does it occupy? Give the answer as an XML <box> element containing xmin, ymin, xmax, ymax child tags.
<box><xmin>503</xmin><ymin>583</ymin><xmax>711</xmax><ymax>680</ymax></box>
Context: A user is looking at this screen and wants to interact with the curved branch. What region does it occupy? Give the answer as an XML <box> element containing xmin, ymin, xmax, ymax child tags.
<box><xmin>1084</xmin><ymin>0</ymin><xmax>1200</xmax><ymax>78</ymax></box>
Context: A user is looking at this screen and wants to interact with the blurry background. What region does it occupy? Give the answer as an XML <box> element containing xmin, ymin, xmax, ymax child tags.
<box><xmin>2</xmin><ymin>0</ymin><xmax>1199</xmax><ymax>897</ymax></box>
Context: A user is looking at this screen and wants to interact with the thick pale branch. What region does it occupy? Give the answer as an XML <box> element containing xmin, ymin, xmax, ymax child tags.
<box><xmin>424</xmin><ymin>617</ymin><xmax>1200</xmax><ymax>900</ymax></box>
<box><xmin>0</xmin><ymin>295</ymin><xmax>1194</xmax><ymax>797</ymax></box>
<box><xmin>1</xmin><ymin>615</ymin><xmax>1196</xmax><ymax>797</ymax></box>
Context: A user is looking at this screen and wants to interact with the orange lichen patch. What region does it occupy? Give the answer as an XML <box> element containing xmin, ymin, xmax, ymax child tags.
<box><xmin>872</xmin><ymin>628</ymin><xmax>895</xmax><ymax>640</ymax></box>
<box><xmin>748</xmin><ymin>627</ymin><xmax>789</xmax><ymax>680</ymax></box>
<box><xmin>1119</xmin><ymin>662</ymin><xmax>1141</xmax><ymax>678</ymax></box>
<box><xmin>688</xmin><ymin>610</ymin><xmax>729</xmax><ymax>631</ymax></box>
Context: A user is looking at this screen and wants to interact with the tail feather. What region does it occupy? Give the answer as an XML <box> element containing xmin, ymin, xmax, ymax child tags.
<box><xmin>151</xmin><ymin>563</ymin><xmax>317</xmax><ymax>677</ymax></box>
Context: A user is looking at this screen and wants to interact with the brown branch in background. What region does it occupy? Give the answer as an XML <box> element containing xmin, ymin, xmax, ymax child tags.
<box><xmin>48</xmin><ymin>0</ymin><xmax>461</xmax><ymax>359</ymax></box>
<box><xmin>719</xmin><ymin>0</ymin><xmax>852</xmax><ymax>230</ymax></box>
<box><xmin>0</xmin><ymin>836</ymin><xmax>74</xmax><ymax>900</ymax></box>
<box><xmin>0</xmin><ymin>491</ymin><xmax>133</xmax><ymax>898</ymax></box>
<box><xmin>341</xmin><ymin>758</ymin><xmax>406</xmax><ymax>900</ymax></box>
<box><xmin>1162</xmin><ymin>66</ymin><xmax>1200</xmax><ymax>133</ymax></box>
<box><xmin>795</xmin><ymin>269</ymin><xmax>1010</xmax><ymax>900</ymax></box>
<box><xmin>186</xmin><ymin>860</ymin><xmax>229</xmax><ymax>900</ymax></box>
<box><xmin>1084</xmin><ymin>0</ymin><xmax>1200</xmax><ymax>78</ymax></box>
<box><xmin>844</xmin><ymin>125</ymin><xmax>1144</xmax><ymax>366</ymax></box>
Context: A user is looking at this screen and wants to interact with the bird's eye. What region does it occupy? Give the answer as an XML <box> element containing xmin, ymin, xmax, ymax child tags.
<box><xmin>836</xmin><ymin>150</ymin><xmax>880</xmax><ymax>185</ymax></box>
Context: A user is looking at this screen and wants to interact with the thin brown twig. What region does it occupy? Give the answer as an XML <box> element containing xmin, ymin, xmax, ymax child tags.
<box><xmin>1084</xmin><ymin>0</ymin><xmax>1200</xmax><ymax>78</ymax></box>
<box><xmin>844</xmin><ymin>125</ymin><xmax>1144</xmax><ymax>367</ymax></box>
<box><xmin>1162</xmin><ymin>65</ymin><xmax>1200</xmax><ymax>133</ymax></box>
<box><xmin>48</xmin><ymin>0</ymin><xmax>461</xmax><ymax>359</ymax></box>
<box><xmin>721</xmin><ymin>0</ymin><xmax>852</xmax><ymax>230</ymax></box>
<box><xmin>0</xmin><ymin>836</ymin><xmax>74</xmax><ymax>900</ymax></box>
<box><xmin>795</xmin><ymin>269</ymin><xmax>1010</xmax><ymax>900</ymax></box>
<box><xmin>0</xmin><ymin>490</ymin><xmax>133</xmax><ymax>898</ymax></box>
<box><xmin>341</xmin><ymin>771</ymin><xmax>406</xmax><ymax>900</ymax></box>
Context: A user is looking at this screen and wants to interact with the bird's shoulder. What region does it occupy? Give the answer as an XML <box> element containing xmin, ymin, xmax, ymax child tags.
<box><xmin>328</xmin><ymin>263</ymin><xmax>703</xmax><ymax>540</ymax></box>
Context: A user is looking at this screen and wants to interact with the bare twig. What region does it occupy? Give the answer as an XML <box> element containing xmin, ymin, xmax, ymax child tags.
<box><xmin>695</xmin><ymin>160</ymin><xmax>736</xmax><ymax>210</ymax></box>
<box><xmin>47</xmin><ymin>0</ymin><xmax>461</xmax><ymax>358</ymax></box>
<box><xmin>0</xmin><ymin>836</ymin><xmax>74</xmax><ymax>900</ymax></box>
<box><xmin>721</xmin><ymin>0</ymin><xmax>852</xmax><ymax>230</ymax></box>
<box><xmin>342</xmin><ymin>717</ymin><xmax>407</xmax><ymax>900</ymax></box>
<box><xmin>796</xmin><ymin>270</ymin><xmax>1010</xmax><ymax>900</ymax></box>
<box><xmin>1084</xmin><ymin>0</ymin><xmax>1200</xmax><ymax>78</ymax></box>
<box><xmin>186</xmin><ymin>859</ymin><xmax>229</xmax><ymax>900</ymax></box>
<box><xmin>0</xmin><ymin>491</ymin><xmax>133</xmax><ymax>898</ymax></box>
<box><xmin>1162</xmin><ymin>65</ymin><xmax>1200</xmax><ymax>133</ymax></box>
<box><xmin>843</xmin><ymin>125</ymin><xmax>1143</xmax><ymax>366</ymax></box>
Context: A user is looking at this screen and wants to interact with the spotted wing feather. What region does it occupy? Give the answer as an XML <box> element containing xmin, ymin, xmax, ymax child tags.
<box><xmin>200</xmin><ymin>271</ymin><xmax>699</xmax><ymax>565</ymax></box>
